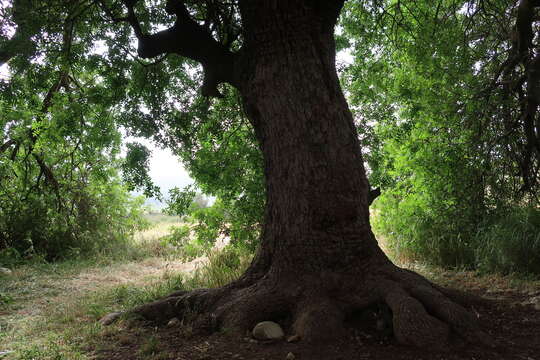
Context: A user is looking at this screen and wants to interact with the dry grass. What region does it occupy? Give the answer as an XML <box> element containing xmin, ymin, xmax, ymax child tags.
<box><xmin>0</xmin><ymin>214</ymin><xmax>202</xmax><ymax>360</ymax></box>
<box><xmin>134</xmin><ymin>216</ymin><xmax>183</xmax><ymax>243</ymax></box>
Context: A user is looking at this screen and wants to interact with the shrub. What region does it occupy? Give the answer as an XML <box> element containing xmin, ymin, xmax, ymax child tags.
<box><xmin>160</xmin><ymin>225</ymin><xmax>192</xmax><ymax>248</ymax></box>
<box><xmin>373</xmin><ymin>195</ymin><xmax>540</xmax><ymax>275</ymax></box>
<box><xmin>0</xmin><ymin>181</ymin><xmax>149</xmax><ymax>263</ymax></box>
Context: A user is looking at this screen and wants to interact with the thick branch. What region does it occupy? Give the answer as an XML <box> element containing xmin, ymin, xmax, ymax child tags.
<box><xmin>32</xmin><ymin>153</ymin><xmax>60</xmax><ymax>198</ymax></box>
<box><xmin>514</xmin><ymin>0</ymin><xmax>537</xmax><ymax>54</ymax></box>
<box><xmin>0</xmin><ymin>139</ymin><xmax>16</xmax><ymax>154</ymax></box>
<box><xmin>485</xmin><ymin>0</ymin><xmax>540</xmax><ymax>191</ymax></box>
<box><xmin>122</xmin><ymin>0</ymin><xmax>236</xmax><ymax>97</ymax></box>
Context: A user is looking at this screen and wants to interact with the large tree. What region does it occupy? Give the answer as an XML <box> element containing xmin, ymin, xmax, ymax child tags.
<box><xmin>108</xmin><ymin>0</ymin><xmax>492</xmax><ymax>347</ymax></box>
<box><xmin>0</xmin><ymin>0</ymin><xmax>494</xmax><ymax>347</ymax></box>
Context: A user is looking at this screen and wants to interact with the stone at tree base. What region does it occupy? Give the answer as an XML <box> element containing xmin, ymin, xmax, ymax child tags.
<box><xmin>286</xmin><ymin>334</ymin><xmax>300</xmax><ymax>343</ymax></box>
<box><xmin>167</xmin><ymin>317</ymin><xmax>181</xmax><ymax>327</ymax></box>
<box><xmin>533</xmin><ymin>297</ymin><xmax>540</xmax><ymax>311</ymax></box>
<box><xmin>521</xmin><ymin>296</ymin><xmax>540</xmax><ymax>310</ymax></box>
<box><xmin>99</xmin><ymin>312</ymin><xmax>122</xmax><ymax>325</ymax></box>
<box><xmin>252</xmin><ymin>321</ymin><xmax>285</xmax><ymax>340</ymax></box>
<box><xmin>286</xmin><ymin>352</ymin><xmax>295</xmax><ymax>360</ymax></box>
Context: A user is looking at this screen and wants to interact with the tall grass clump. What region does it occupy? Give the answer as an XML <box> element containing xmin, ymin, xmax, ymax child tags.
<box><xmin>372</xmin><ymin>192</ymin><xmax>478</xmax><ymax>269</ymax></box>
<box><xmin>474</xmin><ymin>207</ymin><xmax>540</xmax><ymax>275</ymax></box>
<box><xmin>373</xmin><ymin>193</ymin><xmax>540</xmax><ymax>276</ymax></box>
<box><xmin>187</xmin><ymin>245</ymin><xmax>253</xmax><ymax>289</ymax></box>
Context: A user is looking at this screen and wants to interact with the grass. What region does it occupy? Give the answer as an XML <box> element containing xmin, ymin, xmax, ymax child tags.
<box><xmin>0</xmin><ymin>214</ymin><xmax>185</xmax><ymax>359</ymax></box>
<box><xmin>0</xmin><ymin>213</ymin><xmax>253</xmax><ymax>360</ymax></box>
<box><xmin>372</xmin><ymin>203</ymin><xmax>540</xmax><ymax>276</ymax></box>
<box><xmin>1</xmin><ymin>212</ymin><xmax>539</xmax><ymax>359</ymax></box>
<box><xmin>0</xmin><ymin>269</ymin><xmax>190</xmax><ymax>359</ymax></box>
<box><xmin>185</xmin><ymin>246</ymin><xmax>252</xmax><ymax>289</ymax></box>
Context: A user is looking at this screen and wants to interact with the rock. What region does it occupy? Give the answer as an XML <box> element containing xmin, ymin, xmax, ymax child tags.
<box><xmin>522</xmin><ymin>296</ymin><xmax>540</xmax><ymax>310</ymax></box>
<box><xmin>286</xmin><ymin>334</ymin><xmax>300</xmax><ymax>343</ymax></box>
<box><xmin>99</xmin><ymin>311</ymin><xmax>122</xmax><ymax>326</ymax></box>
<box><xmin>252</xmin><ymin>321</ymin><xmax>284</xmax><ymax>340</ymax></box>
<box><xmin>0</xmin><ymin>268</ymin><xmax>11</xmax><ymax>275</ymax></box>
<box><xmin>286</xmin><ymin>352</ymin><xmax>295</xmax><ymax>360</ymax></box>
<box><xmin>167</xmin><ymin>317</ymin><xmax>181</xmax><ymax>327</ymax></box>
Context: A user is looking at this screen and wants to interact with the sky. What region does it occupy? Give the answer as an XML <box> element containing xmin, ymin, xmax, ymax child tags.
<box><xmin>122</xmin><ymin>136</ymin><xmax>194</xmax><ymax>208</ymax></box>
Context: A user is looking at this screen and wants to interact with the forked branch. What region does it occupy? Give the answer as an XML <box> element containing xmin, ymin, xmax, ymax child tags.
<box><xmin>121</xmin><ymin>0</ymin><xmax>237</xmax><ymax>97</ymax></box>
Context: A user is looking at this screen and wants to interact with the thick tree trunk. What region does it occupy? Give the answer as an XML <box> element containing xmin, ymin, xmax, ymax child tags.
<box><xmin>237</xmin><ymin>1</ymin><xmax>385</xmax><ymax>282</ymax></box>
<box><xmin>126</xmin><ymin>0</ymin><xmax>491</xmax><ymax>349</ymax></box>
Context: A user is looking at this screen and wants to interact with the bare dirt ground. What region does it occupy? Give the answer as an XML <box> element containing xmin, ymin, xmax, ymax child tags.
<box><xmin>93</xmin><ymin>271</ymin><xmax>540</xmax><ymax>360</ymax></box>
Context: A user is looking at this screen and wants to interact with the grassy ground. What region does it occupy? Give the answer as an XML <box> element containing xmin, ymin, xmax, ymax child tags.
<box><xmin>0</xmin><ymin>214</ymin><xmax>194</xmax><ymax>359</ymax></box>
<box><xmin>0</xmin><ymin>215</ymin><xmax>539</xmax><ymax>360</ymax></box>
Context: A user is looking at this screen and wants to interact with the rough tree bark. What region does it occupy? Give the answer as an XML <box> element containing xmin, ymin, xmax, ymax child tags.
<box><xmin>116</xmin><ymin>0</ymin><xmax>491</xmax><ymax>348</ymax></box>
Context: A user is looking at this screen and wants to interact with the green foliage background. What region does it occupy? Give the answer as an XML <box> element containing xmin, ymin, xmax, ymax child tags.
<box><xmin>341</xmin><ymin>0</ymin><xmax>540</xmax><ymax>274</ymax></box>
<box><xmin>0</xmin><ymin>0</ymin><xmax>151</xmax><ymax>262</ymax></box>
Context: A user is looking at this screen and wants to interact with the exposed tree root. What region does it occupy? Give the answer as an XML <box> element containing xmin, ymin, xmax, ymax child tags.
<box><xmin>118</xmin><ymin>263</ymin><xmax>492</xmax><ymax>349</ymax></box>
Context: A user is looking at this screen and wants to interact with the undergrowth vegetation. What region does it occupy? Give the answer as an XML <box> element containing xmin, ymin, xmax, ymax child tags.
<box><xmin>341</xmin><ymin>1</ymin><xmax>540</xmax><ymax>276</ymax></box>
<box><xmin>0</xmin><ymin>215</ymin><xmax>252</xmax><ymax>360</ymax></box>
<box><xmin>373</xmin><ymin>203</ymin><xmax>540</xmax><ymax>275</ymax></box>
<box><xmin>1</xmin><ymin>213</ymin><xmax>538</xmax><ymax>360</ymax></box>
<box><xmin>0</xmin><ymin>192</ymin><xmax>150</xmax><ymax>267</ymax></box>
